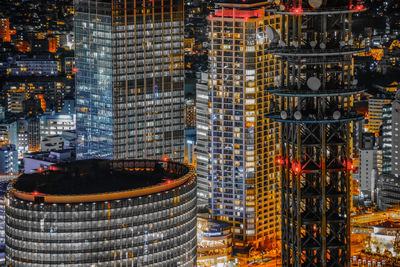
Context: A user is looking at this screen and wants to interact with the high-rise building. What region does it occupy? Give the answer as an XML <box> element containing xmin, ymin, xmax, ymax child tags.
<box><xmin>359</xmin><ymin>148</ymin><xmax>378</xmax><ymax>194</ymax></box>
<box><xmin>0</xmin><ymin>144</ymin><xmax>18</xmax><ymax>175</ymax></box>
<box><xmin>196</xmin><ymin>72</ymin><xmax>210</xmax><ymax>207</ymax></box>
<box><xmin>184</xmin><ymin>98</ymin><xmax>196</xmax><ymax>165</ymax></box>
<box><xmin>376</xmin><ymin>173</ymin><xmax>400</xmax><ymax>210</ymax></box>
<box><xmin>267</xmin><ymin>1</ymin><xmax>365</xmax><ymax>265</ymax></box>
<box><xmin>207</xmin><ymin>1</ymin><xmax>281</xmax><ymax>250</ymax></box>
<box><xmin>6</xmin><ymin>159</ymin><xmax>197</xmax><ymax>266</ymax></box>
<box><xmin>17</xmin><ymin>118</ymin><xmax>41</xmax><ymax>155</ymax></box>
<box><xmin>0</xmin><ymin>120</ymin><xmax>17</xmax><ymax>147</ymax></box>
<box><xmin>368</xmin><ymin>96</ymin><xmax>392</xmax><ymax>135</ymax></box>
<box><xmin>382</xmin><ymin>103</ymin><xmax>392</xmax><ymax>173</ymax></box>
<box><xmin>75</xmin><ymin>0</ymin><xmax>185</xmax><ymax>160</ymax></box>
<box><xmin>392</xmin><ymin>96</ymin><xmax>400</xmax><ymax>176</ymax></box>
<box><xmin>27</xmin><ymin>117</ymin><xmax>40</xmax><ymax>153</ymax></box>
<box><xmin>0</xmin><ymin>18</ymin><xmax>11</xmax><ymax>43</ymax></box>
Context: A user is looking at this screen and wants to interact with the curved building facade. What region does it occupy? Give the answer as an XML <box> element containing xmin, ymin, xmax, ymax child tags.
<box><xmin>5</xmin><ymin>159</ymin><xmax>197</xmax><ymax>266</ymax></box>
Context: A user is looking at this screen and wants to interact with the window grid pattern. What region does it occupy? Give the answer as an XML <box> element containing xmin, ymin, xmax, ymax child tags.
<box><xmin>6</xmin><ymin>174</ymin><xmax>197</xmax><ymax>266</ymax></box>
<box><xmin>208</xmin><ymin>6</ymin><xmax>281</xmax><ymax>248</ymax></box>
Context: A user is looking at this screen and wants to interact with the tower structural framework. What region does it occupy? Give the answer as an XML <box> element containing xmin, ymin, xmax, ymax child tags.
<box><xmin>267</xmin><ymin>0</ymin><xmax>365</xmax><ymax>266</ymax></box>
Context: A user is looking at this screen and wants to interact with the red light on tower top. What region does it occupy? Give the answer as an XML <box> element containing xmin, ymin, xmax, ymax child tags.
<box><xmin>350</xmin><ymin>1</ymin><xmax>364</xmax><ymax>12</ymax></box>
<box><xmin>163</xmin><ymin>156</ymin><xmax>169</xmax><ymax>162</ymax></box>
<box><xmin>33</xmin><ymin>191</ymin><xmax>39</xmax><ymax>196</ymax></box>
<box><xmin>354</xmin><ymin>4</ymin><xmax>364</xmax><ymax>12</ymax></box>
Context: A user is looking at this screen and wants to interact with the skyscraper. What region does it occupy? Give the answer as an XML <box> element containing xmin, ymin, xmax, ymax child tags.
<box><xmin>196</xmin><ymin>72</ymin><xmax>210</xmax><ymax>207</ymax></box>
<box><xmin>75</xmin><ymin>0</ymin><xmax>185</xmax><ymax>161</ymax></box>
<box><xmin>381</xmin><ymin>103</ymin><xmax>392</xmax><ymax>173</ymax></box>
<box><xmin>267</xmin><ymin>1</ymin><xmax>365</xmax><ymax>266</ymax></box>
<box><xmin>391</xmin><ymin>96</ymin><xmax>400</xmax><ymax>176</ymax></box>
<box><xmin>207</xmin><ymin>0</ymin><xmax>281</xmax><ymax>250</ymax></box>
<box><xmin>368</xmin><ymin>97</ymin><xmax>392</xmax><ymax>135</ymax></box>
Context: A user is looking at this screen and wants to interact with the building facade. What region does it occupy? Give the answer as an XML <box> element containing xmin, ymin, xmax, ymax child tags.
<box><xmin>184</xmin><ymin>98</ymin><xmax>196</xmax><ymax>165</ymax></box>
<box><xmin>75</xmin><ymin>0</ymin><xmax>185</xmax><ymax>161</ymax></box>
<box><xmin>359</xmin><ymin>148</ymin><xmax>379</xmax><ymax>194</ymax></box>
<box><xmin>196</xmin><ymin>72</ymin><xmax>209</xmax><ymax>207</ymax></box>
<box><xmin>376</xmin><ymin>173</ymin><xmax>400</xmax><ymax>210</ymax></box>
<box><xmin>39</xmin><ymin>114</ymin><xmax>75</xmax><ymax>137</ymax></box>
<box><xmin>197</xmin><ymin>216</ymin><xmax>232</xmax><ymax>266</ymax></box>
<box><xmin>6</xmin><ymin>159</ymin><xmax>197</xmax><ymax>266</ymax></box>
<box><xmin>368</xmin><ymin>97</ymin><xmax>392</xmax><ymax>135</ymax></box>
<box><xmin>381</xmin><ymin>103</ymin><xmax>392</xmax><ymax>173</ymax></box>
<box><xmin>0</xmin><ymin>18</ymin><xmax>11</xmax><ymax>43</ymax></box>
<box><xmin>0</xmin><ymin>120</ymin><xmax>17</xmax><ymax>148</ymax></box>
<box><xmin>207</xmin><ymin>1</ymin><xmax>281</xmax><ymax>249</ymax></box>
<box><xmin>8</xmin><ymin>54</ymin><xmax>59</xmax><ymax>76</ymax></box>
<box><xmin>0</xmin><ymin>144</ymin><xmax>18</xmax><ymax>175</ymax></box>
<box><xmin>392</xmin><ymin>97</ymin><xmax>400</xmax><ymax>176</ymax></box>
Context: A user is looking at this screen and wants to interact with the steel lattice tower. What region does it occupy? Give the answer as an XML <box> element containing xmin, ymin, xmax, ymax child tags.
<box><xmin>267</xmin><ymin>0</ymin><xmax>365</xmax><ymax>266</ymax></box>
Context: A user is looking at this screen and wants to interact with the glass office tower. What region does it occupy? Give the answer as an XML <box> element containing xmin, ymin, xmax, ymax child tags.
<box><xmin>207</xmin><ymin>0</ymin><xmax>281</xmax><ymax>250</ymax></box>
<box><xmin>75</xmin><ymin>0</ymin><xmax>185</xmax><ymax>160</ymax></box>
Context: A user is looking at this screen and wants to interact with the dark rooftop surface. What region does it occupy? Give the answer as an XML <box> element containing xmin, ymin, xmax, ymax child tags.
<box><xmin>14</xmin><ymin>159</ymin><xmax>188</xmax><ymax>195</ymax></box>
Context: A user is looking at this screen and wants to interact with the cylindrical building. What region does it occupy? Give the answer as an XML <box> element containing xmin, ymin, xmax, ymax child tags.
<box><xmin>5</xmin><ymin>159</ymin><xmax>197</xmax><ymax>266</ymax></box>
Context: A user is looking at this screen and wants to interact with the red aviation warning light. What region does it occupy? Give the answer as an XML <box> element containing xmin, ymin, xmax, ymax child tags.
<box><xmin>350</xmin><ymin>0</ymin><xmax>364</xmax><ymax>12</ymax></box>
<box><xmin>346</xmin><ymin>160</ymin><xmax>356</xmax><ymax>171</ymax></box>
<box><xmin>49</xmin><ymin>165</ymin><xmax>60</xmax><ymax>171</ymax></box>
<box><xmin>292</xmin><ymin>6</ymin><xmax>303</xmax><ymax>15</ymax></box>
<box><xmin>354</xmin><ymin>4</ymin><xmax>364</xmax><ymax>12</ymax></box>
<box><xmin>33</xmin><ymin>191</ymin><xmax>39</xmax><ymax>196</ymax></box>
<box><xmin>162</xmin><ymin>178</ymin><xmax>172</xmax><ymax>184</ymax></box>
<box><xmin>350</xmin><ymin>4</ymin><xmax>364</xmax><ymax>12</ymax></box>
<box><xmin>343</xmin><ymin>159</ymin><xmax>357</xmax><ymax>171</ymax></box>
<box><xmin>292</xmin><ymin>162</ymin><xmax>302</xmax><ymax>175</ymax></box>
<box><xmin>163</xmin><ymin>156</ymin><xmax>169</xmax><ymax>162</ymax></box>
<box><xmin>276</xmin><ymin>157</ymin><xmax>285</xmax><ymax>165</ymax></box>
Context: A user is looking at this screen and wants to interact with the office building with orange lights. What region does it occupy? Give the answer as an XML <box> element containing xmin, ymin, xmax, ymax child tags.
<box><xmin>368</xmin><ymin>97</ymin><xmax>392</xmax><ymax>136</ymax></box>
<box><xmin>0</xmin><ymin>18</ymin><xmax>11</xmax><ymax>43</ymax></box>
<box><xmin>207</xmin><ymin>0</ymin><xmax>281</xmax><ymax>250</ymax></box>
